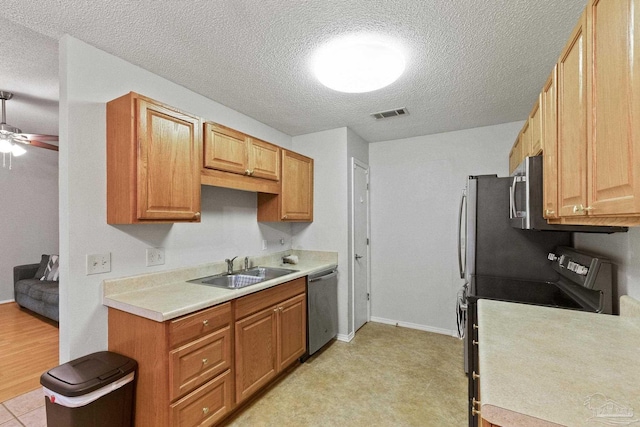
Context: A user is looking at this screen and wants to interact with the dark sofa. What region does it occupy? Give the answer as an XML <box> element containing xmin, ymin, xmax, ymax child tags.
<box><xmin>14</xmin><ymin>263</ymin><xmax>59</xmax><ymax>322</ymax></box>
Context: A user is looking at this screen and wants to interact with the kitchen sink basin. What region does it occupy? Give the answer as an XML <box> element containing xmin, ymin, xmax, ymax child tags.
<box><xmin>188</xmin><ymin>266</ymin><xmax>298</xmax><ymax>289</ymax></box>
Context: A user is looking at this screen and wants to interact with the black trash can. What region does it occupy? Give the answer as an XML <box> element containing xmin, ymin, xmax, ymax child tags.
<box><xmin>40</xmin><ymin>351</ymin><xmax>137</xmax><ymax>427</ymax></box>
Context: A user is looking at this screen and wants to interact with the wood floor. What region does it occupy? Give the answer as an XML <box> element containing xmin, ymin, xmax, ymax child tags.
<box><xmin>0</xmin><ymin>302</ymin><xmax>59</xmax><ymax>403</ymax></box>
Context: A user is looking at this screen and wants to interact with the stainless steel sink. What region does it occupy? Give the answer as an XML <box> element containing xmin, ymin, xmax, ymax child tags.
<box><xmin>188</xmin><ymin>266</ymin><xmax>298</xmax><ymax>289</ymax></box>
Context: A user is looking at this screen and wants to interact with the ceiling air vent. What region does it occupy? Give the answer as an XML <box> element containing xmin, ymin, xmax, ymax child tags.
<box><xmin>371</xmin><ymin>108</ymin><xmax>409</xmax><ymax>120</ymax></box>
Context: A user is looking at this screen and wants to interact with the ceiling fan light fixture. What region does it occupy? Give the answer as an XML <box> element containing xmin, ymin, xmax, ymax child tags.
<box><xmin>11</xmin><ymin>144</ymin><xmax>26</xmax><ymax>157</ymax></box>
<box><xmin>0</xmin><ymin>137</ymin><xmax>12</xmax><ymax>154</ymax></box>
<box><xmin>312</xmin><ymin>34</ymin><xmax>406</xmax><ymax>93</ymax></box>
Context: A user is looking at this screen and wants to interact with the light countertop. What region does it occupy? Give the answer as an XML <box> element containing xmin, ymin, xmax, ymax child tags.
<box><xmin>103</xmin><ymin>250</ymin><xmax>337</xmax><ymax>322</ymax></box>
<box><xmin>478</xmin><ymin>298</ymin><xmax>640</xmax><ymax>427</ymax></box>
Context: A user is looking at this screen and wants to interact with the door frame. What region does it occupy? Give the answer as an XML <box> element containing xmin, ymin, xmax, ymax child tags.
<box><xmin>350</xmin><ymin>158</ymin><xmax>371</xmax><ymax>334</ymax></box>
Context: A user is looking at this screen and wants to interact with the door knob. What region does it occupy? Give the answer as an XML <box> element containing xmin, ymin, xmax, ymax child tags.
<box><xmin>355</xmin><ymin>254</ymin><xmax>363</xmax><ymax>260</ymax></box>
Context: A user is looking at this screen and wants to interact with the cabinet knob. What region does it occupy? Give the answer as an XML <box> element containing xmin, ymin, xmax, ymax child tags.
<box><xmin>545</xmin><ymin>209</ymin><xmax>555</xmax><ymax>215</ymax></box>
<box><xmin>202</xmin><ymin>358</ymin><xmax>208</xmax><ymax>365</ymax></box>
<box><xmin>472</xmin><ymin>340</ymin><xmax>479</xmax><ymax>345</ymax></box>
<box><xmin>274</xmin><ymin>308</ymin><xmax>279</xmax><ymax>312</ymax></box>
<box><xmin>472</xmin><ymin>371</ymin><xmax>480</xmax><ymax>380</ymax></box>
<box><xmin>202</xmin><ymin>407</ymin><xmax>209</xmax><ymax>415</ymax></box>
<box><xmin>245</xmin><ymin>169</ymin><xmax>251</xmax><ymax>175</ymax></box>
<box><xmin>473</xmin><ymin>324</ymin><xmax>478</xmax><ymax>330</ymax></box>
<box><xmin>472</xmin><ymin>398</ymin><xmax>481</xmax><ymax>408</ymax></box>
<box><xmin>203</xmin><ymin>319</ymin><xmax>209</xmax><ymax>327</ymax></box>
<box><xmin>472</xmin><ymin>408</ymin><xmax>481</xmax><ymax>416</ymax></box>
<box><xmin>249</xmin><ymin>169</ymin><xmax>254</xmax><ymax>176</ymax></box>
<box><xmin>283</xmin><ymin>215</ymin><xmax>288</xmax><ymax>219</ymax></box>
<box><xmin>194</xmin><ymin>211</ymin><xmax>201</xmax><ymax>219</ymax></box>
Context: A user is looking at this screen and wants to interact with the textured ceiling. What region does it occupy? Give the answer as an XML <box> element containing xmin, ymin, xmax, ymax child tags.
<box><xmin>0</xmin><ymin>0</ymin><xmax>586</xmax><ymax>143</ymax></box>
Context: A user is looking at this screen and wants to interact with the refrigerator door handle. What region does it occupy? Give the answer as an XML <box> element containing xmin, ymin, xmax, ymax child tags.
<box><xmin>458</xmin><ymin>189</ymin><xmax>467</xmax><ymax>279</ymax></box>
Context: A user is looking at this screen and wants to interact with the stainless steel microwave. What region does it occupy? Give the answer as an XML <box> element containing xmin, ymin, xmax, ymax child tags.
<box><xmin>509</xmin><ymin>156</ymin><xmax>626</xmax><ymax>233</ymax></box>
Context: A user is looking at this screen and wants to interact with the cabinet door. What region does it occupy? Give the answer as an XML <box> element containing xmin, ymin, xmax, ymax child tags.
<box><xmin>137</xmin><ymin>98</ymin><xmax>201</xmax><ymax>221</ymax></box>
<box><xmin>520</xmin><ymin>119</ymin><xmax>531</xmax><ymax>159</ymax></box>
<box><xmin>248</xmin><ymin>138</ymin><xmax>280</xmax><ymax>181</ymax></box>
<box><xmin>203</xmin><ymin>123</ymin><xmax>248</xmax><ymax>175</ymax></box>
<box><xmin>234</xmin><ymin>306</ymin><xmax>277</xmax><ymax>404</ymax></box>
<box><xmin>557</xmin><ymin>11</ymin><xmax>588</xmax><ymax>217</ymax></box>
<box><xmin>508</xmin><ymin>136</ymin><xmax>521</xmax><ymax>175</ymax></box>
<box><xmin>277</xmin><ymin>293</ymin><xmax>306</xmax><ymax>371</ymax></box>
<box><xmin>587</xmin><ymin>0</ymin><xmax>640</xmax><ymax>216</ymax></box>
<box><xmin>281</xmin><ymin>150</ymin><xmax>314</xmax><ymax>221</ymax></box>
<box><xmin>542</xmin><ymin>68</ymin><xmax>559</xmax><ymax>219</ymax></box>
<box><xmin>529</xmin><ymin>100</ymin><xmax>542</xmax><ymax>156</ymax></box>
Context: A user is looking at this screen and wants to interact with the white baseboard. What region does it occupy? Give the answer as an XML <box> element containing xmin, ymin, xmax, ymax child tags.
<box><xmin>336</xmin><ymin>332</ymin><xmax>354</xmax><ymax>342</ymax></box>
<box><xmin>370</xmin><ymin>316</ymin><xmax>457</xmax><ymax>337</ymax></box>
<box><xmin>0</xmin><ymin>299</ymin><xmax>15</xmax><ymax>305</ymax></box>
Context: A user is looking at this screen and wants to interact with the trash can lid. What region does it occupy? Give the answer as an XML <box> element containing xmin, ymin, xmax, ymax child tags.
<box><xmin>40</xmin><ymin>351</ymin><xmax>137</xmax><ymax>397</ymax></box>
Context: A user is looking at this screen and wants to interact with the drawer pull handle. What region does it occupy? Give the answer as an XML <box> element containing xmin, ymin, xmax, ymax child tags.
<box><xmin>202</xmin><ymin>407</ymin><xmax>209</xmax><ymax>415</ymax></box>
<box><xmin>203</xmin><ymin>319</ymin><xmax>209</xmax><ymax>327</ymax></box>
<box><xmin>202</xmin><ymin>358</ymin><xmax>208</xmax><ymax>365</ymax></box>
<box><xmin>472</xmin><ymin>371</ymin><xmax>480</xmax><ymax>380</ymax></box>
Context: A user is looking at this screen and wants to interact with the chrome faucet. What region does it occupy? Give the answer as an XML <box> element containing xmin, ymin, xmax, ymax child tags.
<box><xmin>225</xmin><ymin>256</ymin><xmax>237</xmax><ymax>274</ymax></box>
<box><xmin>244</xmin><ymin>256</ymin><xmax>250</xmax><ymax>270</ymax></box>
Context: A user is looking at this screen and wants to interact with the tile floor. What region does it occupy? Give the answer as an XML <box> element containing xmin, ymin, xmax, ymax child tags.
<box><xmin>0</xmin><ymin>388</ymin><xmax>46</xmax><ymax>427</ymax></box>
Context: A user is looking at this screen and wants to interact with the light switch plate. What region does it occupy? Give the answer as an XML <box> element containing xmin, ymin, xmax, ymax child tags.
<box><xmin>86</xmin><ymin>253</ymin><xmax>111</xmax><ymax>275</ymax></box>
<box><xmin>146</xmin><ymin>248</ymin><xmax>165</xmax><ymax>266</ymax></box>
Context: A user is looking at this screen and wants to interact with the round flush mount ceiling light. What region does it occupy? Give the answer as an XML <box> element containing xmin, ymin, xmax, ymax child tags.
<box><xmin>312</xmin><ymin>34</ymin><xmax>406</xmax><ymax>93</ymax></box>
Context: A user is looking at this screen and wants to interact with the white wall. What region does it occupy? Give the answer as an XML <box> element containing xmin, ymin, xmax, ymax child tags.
<box><xmin>574</xmin><ymin>228</ymin><xmax>640</xmax><ymax>305</ymax></box>
<box><xmin>59</xmin><ymin>36</ymin><xmax>293</xmax><ymax>362</ymax></box>
<box><xmin>369</xmin><ymin>121</ymin><xmax>522</xmax><ymax>334</ymax></box>
<box><xmin>0</xmin><ymin>146</ymin><xmax>58</xmax><ymax>302</ymax></box>
<box><xmin>291</xmin><ymin>128</ymin><xmax>351</xmax><ymax>338</ymax></box>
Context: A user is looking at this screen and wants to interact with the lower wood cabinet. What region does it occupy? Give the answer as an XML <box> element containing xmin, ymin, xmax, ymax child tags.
<box><xmin>108</xmin><ymin>302</ymin><xmax>234</xmax><ymax>427</ymax></box>
<box><xmin>234</xmin><ymin>278</ymin><xmax>306</xmax><ymax>404</ymax></box>
<box><xmin>108</xmin><ymin>278</ymin><xmax>307</xmax><ymax>427</ymax></box>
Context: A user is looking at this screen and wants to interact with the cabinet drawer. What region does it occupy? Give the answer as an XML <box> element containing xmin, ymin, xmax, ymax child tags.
<box><xmin>170</xmin><ymin>326</ymin><xmax>232</xmax><ymax>401</ymax></box>
<box><xmin>170</xmin><ymin>302</ymin><xmax>231</xmax><ymax>348</ymax></box>
<box><xmin>170</xmin><ymin>370</ymin><xmax>233</xmax><ymax>427</ymax></box>
<box><xmin>235</xmin><ymin>278</ymin><xmax>306</xmax><ymax>319</ymax></box>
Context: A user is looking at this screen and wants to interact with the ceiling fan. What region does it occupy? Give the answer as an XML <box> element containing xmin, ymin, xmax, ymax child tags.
<box><xmin>0</xmin><ymin>91</ymin><xmax>59</xmax><ymax>156</ymax></box>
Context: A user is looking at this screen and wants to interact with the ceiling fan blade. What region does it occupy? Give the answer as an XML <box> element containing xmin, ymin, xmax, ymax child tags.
<box><xmin>14</xmin><ymin>133</ymin><xmax>59</xmax><ymax>142</ymax></box>
<box><xmin>13</xmin><ymin>133</ymin><xmax>59</xmax><ymax>151</ymax></box>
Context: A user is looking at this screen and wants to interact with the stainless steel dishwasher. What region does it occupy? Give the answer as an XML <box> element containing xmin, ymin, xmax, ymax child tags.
<box><xmin>302</xmin><ymin>266</ymin><xmax>338</xmax><ymax>361</ymax></box>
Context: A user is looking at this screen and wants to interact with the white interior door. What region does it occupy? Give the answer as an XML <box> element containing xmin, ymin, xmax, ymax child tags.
<box><xmin>353</xmin><ymin>160</ymin><xmax>370</xmax><ymax>332</ymax></box>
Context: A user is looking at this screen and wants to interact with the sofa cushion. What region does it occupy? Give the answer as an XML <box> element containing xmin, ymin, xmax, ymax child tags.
<box><xmin>15</xmin><ymin>279</ymin><xmax>59</xmax><ymax>305</ymax></box>
<box><xmin>35</xmin><ymin>254</ymin><xmax>50</xmax><ymax>279</ymax></box>
<box><xmin>42</xmin><ymin>255</ymin><xmax>59</xmax><ymax>281</ymax></box>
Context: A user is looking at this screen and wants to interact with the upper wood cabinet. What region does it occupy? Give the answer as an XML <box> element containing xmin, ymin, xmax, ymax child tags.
<box><xmin>529</xmin><ymin>100</ymin><xmax>542</xmax><ymax>156</ymax></box>
<box><xmin>258</xmin><ymin>150</ymin><xmax>314</xmax><ymax>222</ymax></box>
<box><xmin>508</xmin><ymin>133</ymin><xmax>523</xmax><ymax>175</ymax></box>
<box><xmin>542</xmin><ymin>67</ymin><xmax>559</xmax><ymax>220</ymax></box>
<box><xmin>557</xmin><ymin>10</ymin><xmax>589</xmax><ymax>218</ymax></box>
<box><xmin>202</xmin><ymin>122</ymin><xmax>280</xmax><ymax>194</ymax></box>
<box><xmin>585</xmin><ymin>0</ymin><xmax>640</xmax><ymax>218</ymax></box>
<box><xmin>107</xmin><ymin>92</ymin><xmax>202</xmax><ymax>224</ymax></box>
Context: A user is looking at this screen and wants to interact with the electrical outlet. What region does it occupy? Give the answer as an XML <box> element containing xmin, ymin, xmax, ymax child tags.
<box><xmin>86</xmin><ymin>253</ymin><xmax>111</xmax><ymax>275</ymax></box>
<box><xmin>262</xmin><ymin>240</ymin><xmax>267</xmax><ymax>250</ymax></box>
<box><xmin>146</xmin><ymin>248</ymin><xmax>165</xmax><ymax>266</ymax></box>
